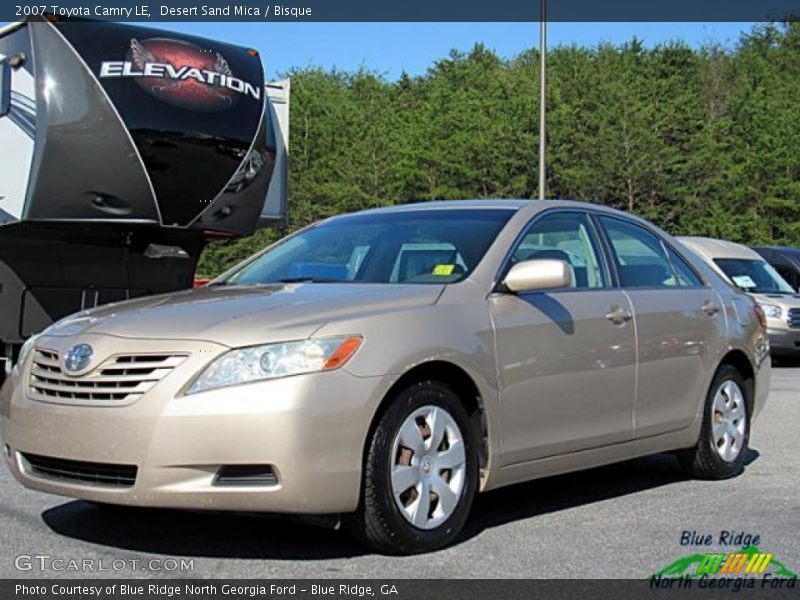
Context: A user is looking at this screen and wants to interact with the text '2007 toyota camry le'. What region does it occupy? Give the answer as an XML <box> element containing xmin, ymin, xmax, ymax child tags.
<box><xmin>0</xmin><ymin>200</ymin><xmax>770</xmax><ymax>554</ymax></box>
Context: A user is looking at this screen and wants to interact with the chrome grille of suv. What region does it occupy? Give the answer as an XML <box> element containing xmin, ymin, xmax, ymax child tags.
<box><xmin>789</xmin><ymin>308</ymin><xmax>800</xmax><ymax>329</ymax></box>
<box><xmin>29</xmin><ymin>349</ymin><xmax>187</xmax><ymax>404</ymax></box>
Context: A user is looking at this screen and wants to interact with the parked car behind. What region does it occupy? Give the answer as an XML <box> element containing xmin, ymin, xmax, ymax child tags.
<box><xmin>2</xmin><ymin>201</ymin><xmax>770</xmax><ymax>554</ymax></box>
<box><xmin>679</xmin><ymin>237</ymin><xmax>800</xmax><ymax>361</ymax></box>
<box><xmin>752</xmin><ymin>246</ymin><xmax>800</xmax><ymax>293</ymax></box>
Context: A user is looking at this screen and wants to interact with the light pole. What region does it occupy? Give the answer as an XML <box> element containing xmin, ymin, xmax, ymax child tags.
<box><xmin>538</xmin><ymin>0</ymin><xmax>547</xmax><ymax>200</ymax></box>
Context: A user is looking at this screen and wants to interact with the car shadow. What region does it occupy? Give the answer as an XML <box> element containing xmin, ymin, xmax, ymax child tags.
<box><xmin>41</xmin><ymin>449</ymin><xmax>760</xmax><ymax>560</ymax></box>
<box><xmin>458</xmin><ymin>448</ymin><xmax>759</xmax><ymax>544</ymax></box>
<box><xmin>41</xmin><ymin>503</ymin><xmax>368</xmax><ymax>560</ymax></box>
<box><xmin>519</xmin><ymin>293</ymin><xmax>575</xmax><ymax>335</ymax></box>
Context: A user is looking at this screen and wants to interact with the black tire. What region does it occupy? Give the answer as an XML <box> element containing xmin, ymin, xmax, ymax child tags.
<box><xmin>345</xmin><ymin>380</ymin><xmax>479</xmax><ymax>554</ymax></box>
<box><xmin>680</xmin><ymin>364</ymin><xmax>750</xmax><ymax>479</ymax></box>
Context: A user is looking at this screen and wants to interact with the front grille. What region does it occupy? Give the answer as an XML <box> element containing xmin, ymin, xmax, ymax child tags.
<box><xmin>29</xmin><ymin>349</ymin><xmax>186</xmax><ymax>404</ymax></box>
<box><xmin>21</xmin><ymin>452</ymin><xmax>137</xmax><ymax>487</ymax></box>
<box><xmin>789</xmin><ymin>308</ymin><xmax>800</xmax><ymax>329</ymax></box>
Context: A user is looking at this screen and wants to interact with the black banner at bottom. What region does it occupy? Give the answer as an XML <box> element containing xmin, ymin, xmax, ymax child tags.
<box><xmin>3</xmin><ymin>579</ymin><xmax>798</xmax><ymax>600</ymax></box>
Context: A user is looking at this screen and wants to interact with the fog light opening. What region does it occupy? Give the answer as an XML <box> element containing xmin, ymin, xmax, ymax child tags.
<box><xmin>213</xmin><ymin>465</ymin><xmax>278</xmax><ymax>487</ymax></box>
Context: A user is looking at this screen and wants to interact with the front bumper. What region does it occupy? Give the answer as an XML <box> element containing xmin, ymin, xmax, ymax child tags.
<box><xmin>1</xmin><ymin>334</ymin><xmax>382</xmax><ymax>514</ymax></box>
<box><xmin>767</xmin><ymin>327</ymin><xmax>800</xmax><ymax>356</ymax></box>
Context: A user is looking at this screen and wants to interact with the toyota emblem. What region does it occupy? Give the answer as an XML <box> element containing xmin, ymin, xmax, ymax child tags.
<box><xmin>64</xmin><ymin>344</ymin><xmax>93</xmax><ymax>373</ymax></box>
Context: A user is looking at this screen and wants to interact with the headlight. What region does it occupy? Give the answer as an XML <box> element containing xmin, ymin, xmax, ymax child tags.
<box><xmin>185</xmin><ymin>335</ymin><xmax>363</xmax><ymax>395</ymax></box>
<box><xmin>12</xmin><ymin>334</ymin><xmax>39</xmax><ymax>375</ymax></box>
<box><xmin>759</xmin><ymin>303</ymin><xmax>782</xmax><ymax>319</ymax></box>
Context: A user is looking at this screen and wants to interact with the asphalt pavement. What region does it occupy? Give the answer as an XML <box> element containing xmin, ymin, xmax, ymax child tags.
<box><xmin>1</xmin><ymin>368</ymin><xmax>798</xmax><ymax>579</ymax></box>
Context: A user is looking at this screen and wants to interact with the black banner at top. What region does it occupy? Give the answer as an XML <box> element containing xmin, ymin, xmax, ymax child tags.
<box><xmin>2</xmin><ymin>0</ymin><xmax>800</xmax><ymax>23</ymax></box>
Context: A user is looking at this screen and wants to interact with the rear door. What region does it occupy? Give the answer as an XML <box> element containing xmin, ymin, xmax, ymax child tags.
<box><xmin>595</xmin><ymin>215</ymin><xmax>726</xmax><ymax>437</ymax></box>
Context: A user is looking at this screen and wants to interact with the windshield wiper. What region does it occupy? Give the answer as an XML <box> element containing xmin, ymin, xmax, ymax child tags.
<box><xmin>277</xmin><ymin>277</ymin><xmax>343</xmax><ymax>284</ymax></box>
<box><xmin>208</xmin><ymin>278</ymin><xmax>344</xmax><ymax>286</ymax></box>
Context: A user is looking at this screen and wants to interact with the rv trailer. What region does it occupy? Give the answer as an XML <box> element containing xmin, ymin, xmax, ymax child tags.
<box><xmin>0</xmin><ymin>17</ymin><xmax>290</xmax><ymax>381</ymax></box>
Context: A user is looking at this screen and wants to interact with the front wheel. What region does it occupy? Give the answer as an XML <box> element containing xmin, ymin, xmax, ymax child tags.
<box><xmin>345</xmin><ymin>381</ymin><xmax>478</xmax><ymax>554</ymax></box>
<box><xmin>680</xmin><ymin>365</ymin><xmax>750</xmax><ymax>479</ymax></box>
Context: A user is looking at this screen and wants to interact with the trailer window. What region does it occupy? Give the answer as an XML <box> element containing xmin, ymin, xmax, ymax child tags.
<box><xmin>0</xmin><ymin>58</ymin><xmax>10</xmax><ymax>118</ymax></box>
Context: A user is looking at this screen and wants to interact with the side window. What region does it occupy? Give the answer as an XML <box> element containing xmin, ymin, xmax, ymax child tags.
<box><xmin>511</xmin><ymin>212</ymin><xmax>606</xmax><ymax>289</ymax></box>
<box><xmin>598</xmin><ymin>217</ymin><xmax>679</xmax><ymax>289</ymax></box>
<box><xmin>666</xmin><ymin>247</ymin><xmax>704</xmax><ymax>287</ymax></box>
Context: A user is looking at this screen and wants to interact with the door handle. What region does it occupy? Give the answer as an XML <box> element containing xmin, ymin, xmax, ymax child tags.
<box><xmin>702</xmin><ymin>300</ymin><xmax>720</xmax><ymax>316</ymax></box>
<box><xmin>605</xmin><ymin>306</ymin><xmax>632</xmax><ymax>325</ymax></box>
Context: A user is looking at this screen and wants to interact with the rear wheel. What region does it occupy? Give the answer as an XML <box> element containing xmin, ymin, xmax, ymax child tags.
<box><xmin>346</xmin><ymin>381</ymin><xmax>478</xmax><ymax>554</ymax></box>
<box><xmin>680</xmin><ymin>364</ymin><xmax>750</xmax><ymax>479</ymax></box>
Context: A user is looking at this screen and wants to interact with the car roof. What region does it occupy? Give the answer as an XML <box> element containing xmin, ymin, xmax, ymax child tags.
<box><xmin>754</xmin><ymin>245</ymin><xmax>800</xmax><ymax>259</ymax></box>
<box><xmin>336</xmin><ymin>198</ymin><xmax>634</xmax><ymax>217</ymax></box>
<box><xmin>363</xmin><ymin>199</ymin><xmax>530</xmax><ymax>212</ymax></box>
<box><xmin>678</xmin><ymin>236</ymin><xmax>762</xmax><ymax>261</ymax></box>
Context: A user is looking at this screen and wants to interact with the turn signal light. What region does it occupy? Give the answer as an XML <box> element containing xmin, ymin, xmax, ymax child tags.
<box><xmin>323</xmin><ymin>336</ymin><xmax>363</xmax><ymax>370</ymax></box>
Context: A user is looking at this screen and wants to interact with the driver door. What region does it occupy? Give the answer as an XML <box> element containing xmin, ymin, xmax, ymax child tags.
<box><xmin>489</xmin><ymin>211</ymin><xmax>637</xmax><ymax>466</ymax></box>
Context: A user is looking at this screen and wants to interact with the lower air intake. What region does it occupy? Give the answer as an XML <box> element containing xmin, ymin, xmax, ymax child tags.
<box><xmin>21</xmin><ymin>452</ymin><xmax>137</xmax><ymax>488</ymax></box>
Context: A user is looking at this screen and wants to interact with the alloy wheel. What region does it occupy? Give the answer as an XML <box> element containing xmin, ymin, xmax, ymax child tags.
<box><xmin>712</xmin><ymin>380</ymin><xmax>747</xmax><ymax>462</ymax></box>
<box><xmin>390</xmin><ymin>405</ymin><xmax>466</xmax><ymax>530</ymax></box>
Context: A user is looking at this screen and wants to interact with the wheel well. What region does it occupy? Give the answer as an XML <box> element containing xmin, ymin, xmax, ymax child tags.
<box><xmin>719</xmin><ymin>350</ymin><xmax>755</xmax><ymax>416</ymax></box>
<box><xmin>370</xmin><ymin>361</ymin><xmax>489</xmax><ymax>472</ymax></box>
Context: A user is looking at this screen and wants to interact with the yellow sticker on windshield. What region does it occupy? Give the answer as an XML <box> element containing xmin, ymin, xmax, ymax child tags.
<box><xmin>433</xmin><ymin>264</ymin><xmax>455</xmax><ymax>276</ymax></box>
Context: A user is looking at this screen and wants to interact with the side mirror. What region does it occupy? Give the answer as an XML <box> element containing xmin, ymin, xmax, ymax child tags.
<box><xmin>503</xmin><ymin>259</ymin><xmax>573</xmax><ymax>293</ymax></box>
<box><xmin>0</xmin><ymin>58</ymin><xmax>10</xmax><ymax>118</ymax></box>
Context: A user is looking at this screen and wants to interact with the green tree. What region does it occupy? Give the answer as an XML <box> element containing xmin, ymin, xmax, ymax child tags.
<box><xmin>198</xmin><ymin>23</ymin><xmax>800</xmax><ymax>277</ymax></box>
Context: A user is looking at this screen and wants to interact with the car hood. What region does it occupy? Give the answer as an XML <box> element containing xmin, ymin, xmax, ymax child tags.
<box><xmin>750</xmin><ymin>292</ymin><xmax>800</xmax><ymax>309</ymax></box>
<box><xmin>42</xmin><ymin>283</ymin><xmax>445</xmax><ymax>347</ymax></box>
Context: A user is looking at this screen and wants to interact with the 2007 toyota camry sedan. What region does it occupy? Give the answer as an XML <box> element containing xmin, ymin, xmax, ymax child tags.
<box><xmin>0</xmin><ymin>200</ymin><xmax>770</xmax><ymax>554</ymax></box>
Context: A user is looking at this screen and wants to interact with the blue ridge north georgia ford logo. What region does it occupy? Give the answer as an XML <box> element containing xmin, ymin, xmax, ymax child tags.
<box><xmin>64</xmin><ymin>344</ymin><xmax>93</xmax><ymax>373</ymax></box>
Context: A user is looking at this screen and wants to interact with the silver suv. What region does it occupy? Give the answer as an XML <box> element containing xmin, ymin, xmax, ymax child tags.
<box><xmin>2</xmin><ymin>201</ymin><xmax>770</xmax><ymax>554</ymax></box>
<box><xmin>680</xmin><ymin>236</ymin><xmax>800</xmax><ymax>361</ymax></box>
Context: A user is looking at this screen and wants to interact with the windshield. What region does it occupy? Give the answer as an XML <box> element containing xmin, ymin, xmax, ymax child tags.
<box><xmin>784</xmin><ymin>248</ymin><xmax>800</xmax><ymax>263</ymax></box>
<box><xmin>714</xmin><ymin>258</ymin><xmax>794</xmax><ymax>294</ymax></box>
<box><xmin>223</xmin><ymin>209</ymin><xmax>514</xmax><ymax>285</ymax></box>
